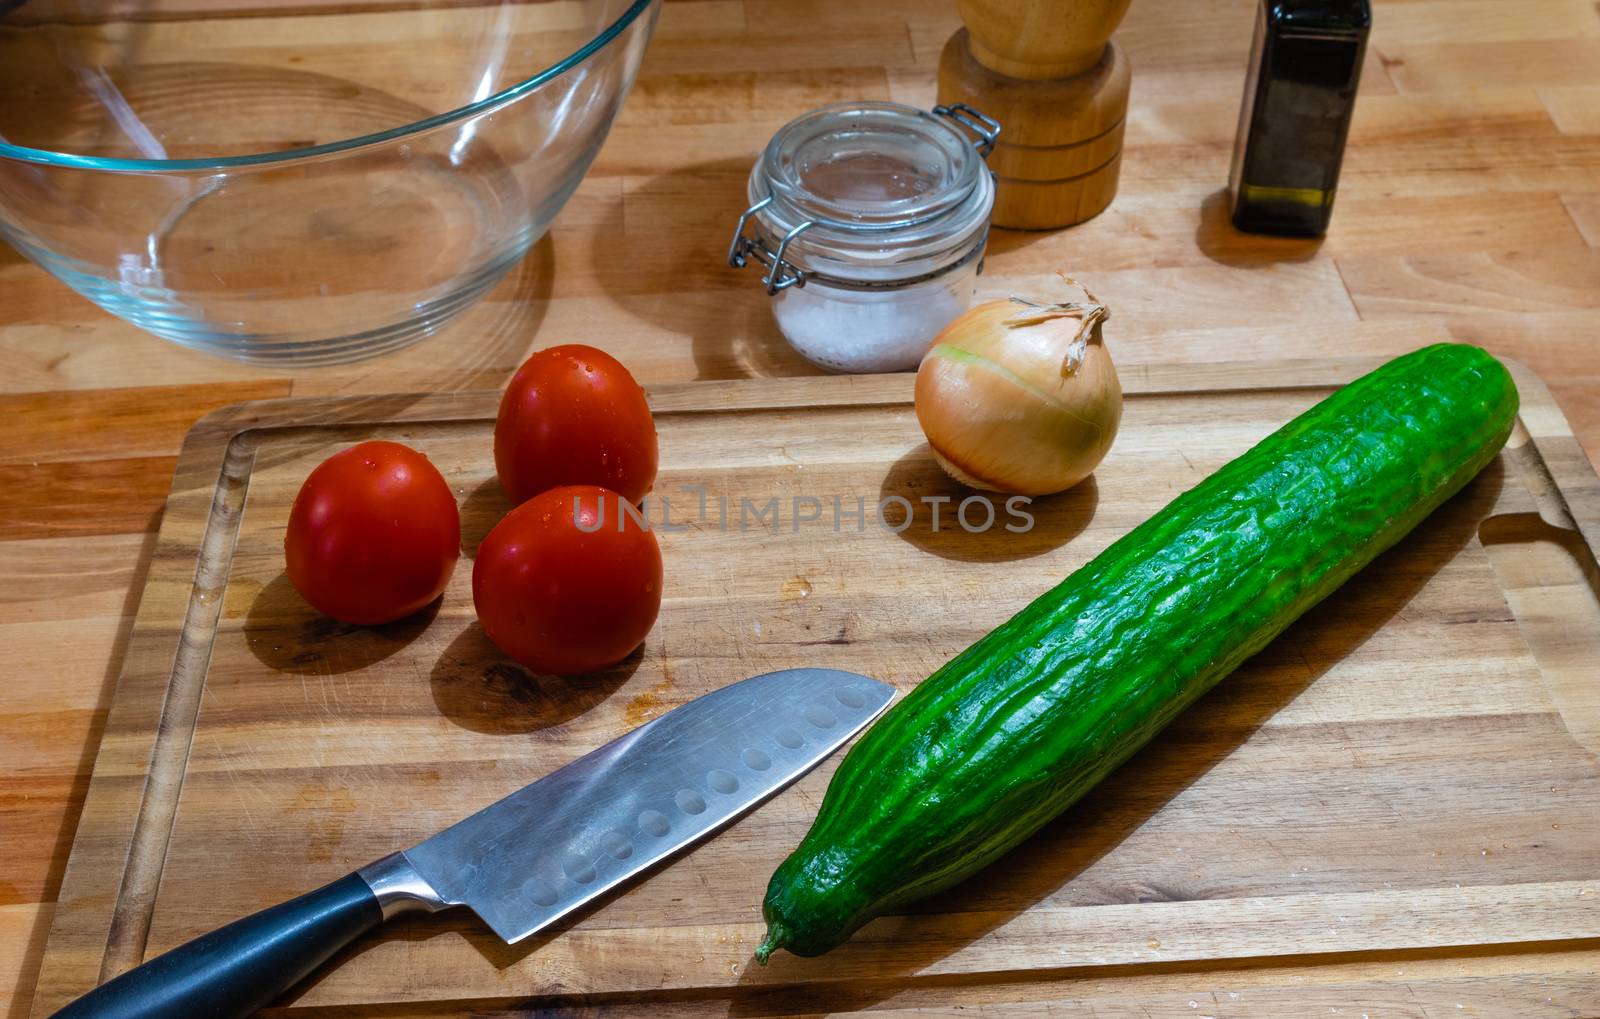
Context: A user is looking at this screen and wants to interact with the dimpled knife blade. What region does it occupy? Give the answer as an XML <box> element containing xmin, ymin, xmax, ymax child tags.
<box><xmin>392</xmin><ymin>668</ymin><xmax>894</xmax><ymax>943</ymax></box>
<box><xmin>52</xmin><ymin>670</ymin><xmax>895</xmax><ymax>1019</ymax></box>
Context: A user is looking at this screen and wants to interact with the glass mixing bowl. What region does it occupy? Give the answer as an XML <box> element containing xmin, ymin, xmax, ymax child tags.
<box><xmin>0</xmin><ymin>0</ymin><xmax>659</xmax><ymax>364</ymax></box>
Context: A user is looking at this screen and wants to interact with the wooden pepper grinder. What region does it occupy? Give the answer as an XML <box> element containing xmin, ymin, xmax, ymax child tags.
<box><xmin>938</xmin><ymin>0</ymin><xmax>1133</xmax><ymax>229</ymax></box>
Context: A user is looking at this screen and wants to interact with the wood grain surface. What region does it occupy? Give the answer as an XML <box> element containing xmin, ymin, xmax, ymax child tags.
<box><xmin>938</xmin><ymin>33</ymin><xmax>1132</xmax><ymax>228</ymax></box>
<box><xmin>937</xmin><ymin>0</ymin><xmax>1134</xmax><ymax>228</ymax></box>
<box><xmin>4</xmin><ymin>0</ymin><xmax>1600</xmax><ymax>1016</ymax></box>
<box><xmin>24</xmin><ymin>360</ymin><xmax>1600</xmax><ymax>1017</ymax></box>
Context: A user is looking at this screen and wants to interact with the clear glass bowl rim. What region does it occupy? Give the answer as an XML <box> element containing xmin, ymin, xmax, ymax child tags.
<box><xmin>0</xmin><ymin>0</ymin><xmax>656</xmax><ymax>173</ymax></box>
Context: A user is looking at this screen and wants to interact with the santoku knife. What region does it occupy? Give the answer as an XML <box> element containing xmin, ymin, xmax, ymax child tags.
<box><xmin>54</xmin><ymin>668</ymin><xmax>893</xmax><ymax>1018</ymax></box>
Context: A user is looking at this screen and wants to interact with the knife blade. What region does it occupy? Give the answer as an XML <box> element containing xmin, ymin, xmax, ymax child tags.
<box><xmin>54</xmin><ymin>668</ymin><xmax>893</xmax><ymax>1019</ymax></box>
<box><xmin>388</xmin><ymin>666</ymin><xmax>893</xmax><ymax>941</ymax></box>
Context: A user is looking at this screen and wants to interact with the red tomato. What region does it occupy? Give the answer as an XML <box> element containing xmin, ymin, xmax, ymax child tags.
<box><xmin>284</xmin><ymin>441</ymin><xmax>460</xmax><ymax>625</ymax></box>
<box><xmin>493</xmin><ymin>344</ymin><xmax>659</xmax><ymax>506</ymax></box>
<box><xmin>473</xmin><ymin>485</ymin><xmax>662</xmax><ymax>676</ymax></box>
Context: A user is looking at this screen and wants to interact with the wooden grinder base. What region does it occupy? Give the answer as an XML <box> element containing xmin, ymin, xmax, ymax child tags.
<box><xmin>938</xmin><ymin>29</ymin><xmax>1131</xmax><ymax>230</ymax></box>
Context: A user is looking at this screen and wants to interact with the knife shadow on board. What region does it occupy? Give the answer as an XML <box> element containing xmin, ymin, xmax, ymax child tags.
<box><xmin>728</xmin><ymin>458</ymin><xmax>1501</xmax><ymax>1009</ymax></box>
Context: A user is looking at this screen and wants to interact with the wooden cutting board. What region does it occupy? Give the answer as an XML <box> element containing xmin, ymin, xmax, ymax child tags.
<box><xmin>29</xmin><ymin>358</ymin><xmax>1600</xmax><ymax>1017</ymax></box>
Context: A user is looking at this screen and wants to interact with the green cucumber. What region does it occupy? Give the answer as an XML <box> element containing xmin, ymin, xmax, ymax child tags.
<box><xmin>758</xmin><ymin>343</ymin><xmax>1518</xmax><ymax>962</ymax></box>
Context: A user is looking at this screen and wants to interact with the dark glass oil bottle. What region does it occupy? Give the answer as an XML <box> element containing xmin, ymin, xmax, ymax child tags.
<box><xmin>1229</xmin><ymin>0</ymin><xmax>1371</xmax><ymax>236</ymax></box>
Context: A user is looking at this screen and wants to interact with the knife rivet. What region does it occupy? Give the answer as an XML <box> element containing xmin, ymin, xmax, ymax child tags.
<box><xmin>638</xmin><ymin>809</ymin><xmax>671</xmax><ymax>837</ymax></box>
<box><xmin>742</xmin><ymin>747</ymin><xmax>772</xmax><ymax>771</ymax></box>
<box><xmin>805</xmin><ymin>705</ymin><xmax>837</xmax><ymax>729</ymax></box>
<box><xmin>707</xmin><ymin>769</ymin><xmax>739</xmax><ymax>794</ymax></box>
<box><xmin>675</xmin><ymin>789</ymin><xmax>708</xmax><ymax>815</ymax></box>
<box><xmin>835</xmin><ymin>688</ymin><xmax>867</xmax><ymax>709</ymax></box>
<box><xmin>776</xmin><ymin>728</ymin><xmax>804</xmax><ymax>749</ymax></box>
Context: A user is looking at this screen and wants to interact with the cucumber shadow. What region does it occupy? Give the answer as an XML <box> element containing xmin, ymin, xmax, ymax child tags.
<box><xmin>731</xmin><ymin>457</ymin><xmax>1505</xmax><ymax>1012</ymax></box>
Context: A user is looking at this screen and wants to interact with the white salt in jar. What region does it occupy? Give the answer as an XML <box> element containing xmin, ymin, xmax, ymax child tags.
<box><xmin>728</xmin><ymin>101</ymin><xmax>999</xmax><ymax>373</ymax></box>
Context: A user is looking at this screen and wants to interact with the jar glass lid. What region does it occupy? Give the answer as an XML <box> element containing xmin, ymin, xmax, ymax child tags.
<box><xmin>761</xmin><ymin>101</ymin><xmax>984</xmax><ymax>230</ymax></box>
<box><xmin>729</xmin><ymin>100</ymin><xmax>999</xmax><ymax>293</ymax></box>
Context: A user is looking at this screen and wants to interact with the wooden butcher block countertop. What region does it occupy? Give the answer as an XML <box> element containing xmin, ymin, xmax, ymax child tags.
<box><xmin>5</xmin><ymin>0</ymin><xmax>1600</xmax><ymax>1016</ymax></box>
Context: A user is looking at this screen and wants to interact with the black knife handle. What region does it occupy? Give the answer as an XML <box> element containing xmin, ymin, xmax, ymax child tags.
<box><xmin>53</xmin><ymin>872</ymin><xmax>383</xmax><ymax>1019</ymax></box>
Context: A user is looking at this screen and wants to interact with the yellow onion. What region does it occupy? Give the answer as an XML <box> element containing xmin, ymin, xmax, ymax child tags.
<box><xmin>914</xmin><ymin>277</ymin><xmax>1121</xmax><ymax>497</ymax></box>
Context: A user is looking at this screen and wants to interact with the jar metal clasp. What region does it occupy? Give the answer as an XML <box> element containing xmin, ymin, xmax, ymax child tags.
<box><xmin>932</xmin><ymin>103</ymin><xmax>1001</xmax><ymax>156</ymax></box>
<box><xmin>727</xmin><ymin>196</ymin><xmax>815</xmax><ymax>295</ymax></box>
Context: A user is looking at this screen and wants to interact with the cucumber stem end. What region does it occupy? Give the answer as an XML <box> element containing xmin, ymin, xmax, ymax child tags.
<box><xmin>754</xmin><ymin>924</ymin><xmax>788</xmax><ymax>965</ymax></box>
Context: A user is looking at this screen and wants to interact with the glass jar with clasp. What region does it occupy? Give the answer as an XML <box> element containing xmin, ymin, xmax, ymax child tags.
<box><xmin>727</xmin><ymin>101</ymin><xmax>1000</xmax><ymax>373</ymax></box>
